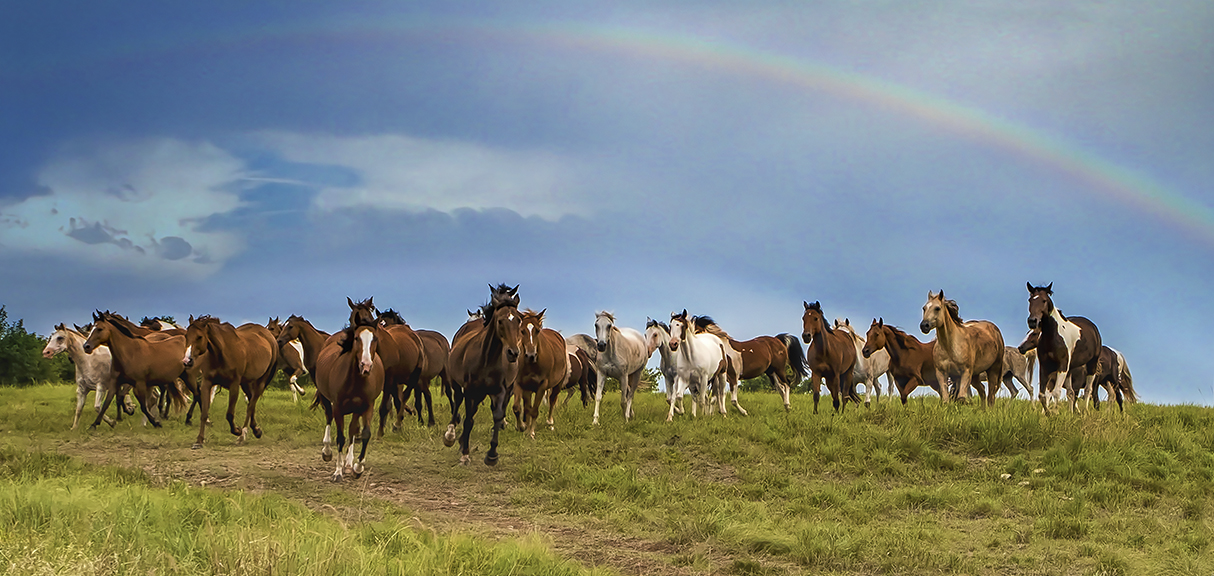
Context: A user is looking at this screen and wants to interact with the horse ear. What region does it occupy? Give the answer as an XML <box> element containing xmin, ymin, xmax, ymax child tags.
<box><xmin>803</xmin><ymin>301</ymin><xmax>810</xmax><ymax>310</ymax></box>
<box><xmin>1026</xmin><ymin>282</ymin><xmax>1034</xmax><ymax>293</ymax></box>
<box><xmin>681</xmin><ymin>309</ymin><xmax>688</xmax><ymax>318</ymax></box>
<box><xmin>538</xmin><ymin>308</ymin><xmax>546</xmax><ymax>320</ymax></box>
<box><xmin>54</xmin><ymin>323</ymin><xmax>64</xmax><ymax>331</ymax></box>
<box><xmin>74</xmin><ymin>323</ymin><xmax>85</xmax><ymax>333</ymax></box>
<box><xmin>1045</xmin><ymin>282</ymin><xmax>1053</xmax><ymax>294</ymax></box>
<box><xmin>93</xmin><ymin>310</ymin><xmax>101</xmax><ymax>322</ymax></box>
<box><xmin>878</xmin><ymin>317</ymin><xmax>884</xmax><ymax>326</ymax></box>
<box><xmin>845</xmin><ymin>318</ymin><xmax>851</xmax><ymax>326</ymax></box>
<box><xmin>347</xmin><ymin>296</ymin><xmax>356</xmax><ymax>310</ymax></box>
<box><xmin>510</xmin><ymin>284</ymin><xmax>519</xmax><ymax>295</ymax></box>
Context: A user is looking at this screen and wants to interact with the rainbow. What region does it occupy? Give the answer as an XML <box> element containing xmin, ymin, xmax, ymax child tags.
<box><xmin>17</xmin><ymin>17</ymin><xmax>1211</xmax><ymax>245</ymax></box>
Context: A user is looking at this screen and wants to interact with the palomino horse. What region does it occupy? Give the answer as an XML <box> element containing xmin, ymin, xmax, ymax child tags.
<box><xmin>592</xmin><ymin>311</ymin><xmax>651</xmax><ymax>424</ymax></box>
<box><xmin>511</xmin><ymin>309</ymin><xmax>570</xmax><ymax>438</ymax></box>
<box><xmin>315</xmin><ymin>324</ymin><xmax>384</xmax><ymax>482</ymax></box>
<box><xmin>183</xmin><ymin>315</ymin><xmax>279</xmax><ymax>449</ymax></box>
<box><xmin>801</xmin><ymin>301</ymin><xmax>859</xmax><ymax>413</ymax></box>
<box><xmin>862</xmin><ymin>319</ymin><xmax>943</xmax><ymax>404</ymax></box>
<box><xmin>266</xmin><ymin>317</ymin><xmax>309</xmax><ymax>402</ymax></box>
<box><xmin>347</xmin><ymin>298</ymin><xmax>425</xmax><ymax>436</ymax></box>
<box><xmin>444</xmin><ymin>284</ymin><xmax>523</xmax><ymax>465</ymax></box>
<box><xmin>377</xmin><ymin>308</ymin><xmax>450</xmax><ymax>427</ymax></box>
<box><xmin>82</xmin><ymin>311</ymin><xmax>189</xmax><ymax>428</ymax></box>
<box><xmin>43</xmin><ymin>324</ymin><xmax>124</xmax><ymax>429</ymax></box>
<box><xmin>645</xmin><ymin>319</ymin><xmax>685</xmax><ymax>416</ymax></box>
<box><xmin>834</xmin><ymin>318</ymin><xmax>893</xmax><ymax>407</ymax></box>
<box><xmin>666</xmin><ymin>310</ymin><xmax>730</xmax><ymax>420</ymax></box>
<box><xmin>1025</xmin><ymin>283</ymin><xmax>1102</xmax><ymax>414</ymax></box>
<box><xmin>920</xmin><ymin>291</ymin><xmax>1003</xmax><ymax>406</ymax></box>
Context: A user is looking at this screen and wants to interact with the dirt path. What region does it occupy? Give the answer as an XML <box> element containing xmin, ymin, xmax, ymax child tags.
<box><xmin>48</xmin><ymin>432</ymin><xmax>719</xmax><ymax>576</ymax></box>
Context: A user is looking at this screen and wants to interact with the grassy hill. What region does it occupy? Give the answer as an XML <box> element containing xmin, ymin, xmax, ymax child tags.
<box><xmin>0</xmin><ymin>383</ymin><xmax>1211</xmax><ymax>575</ymax></box>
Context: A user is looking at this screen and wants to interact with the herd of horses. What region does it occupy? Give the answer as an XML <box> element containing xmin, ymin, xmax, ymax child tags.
<box><xmin>40</xmin><ymin>282</ymin><xmax>1138</xmax><ymax>480</ymax></box>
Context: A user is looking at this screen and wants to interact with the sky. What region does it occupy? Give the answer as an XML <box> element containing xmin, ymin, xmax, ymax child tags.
<box><xmin>2</xmin><ymin>1</ymin><xmax>1212</xmax><ymax>404</ymax></box>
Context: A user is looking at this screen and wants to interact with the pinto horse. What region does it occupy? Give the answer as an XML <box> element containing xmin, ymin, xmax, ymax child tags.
<box><xmin>82</xmin><ymin>311</ymin><xmax>189</xmax><ymax>429</ymax></box>
<box><xmin>1092</xmin><ymin>346</ymin><xmax>1137</xmax><ymax>412</ymax></box>
<box><xmin>667</xmin><ymin>310</ymin><xmax>730</xmax><ymax>420</ymax></box>
<box><xmin>920</xmin><ymin>291</ymin><xmax>1003</xmax><ymax>407</ymax></box>
<box><xmin>315</xmin><ymin>324</ymin><xmax>384</xmax><ymax>482</ymax></box>
<box><xmin>591</xmin><ymin>311</ymin><xmax>650</xmax><ymax>425</ymax></box>
<box><xmin>552</xmin><ymin>345</ymin><xmax>596</xmax><ymax>409</ymax></box>
<box><xmin>376</xmin><ymin>308</ymin><xmax>450</xmax><ymax>427</ymax></box>
<box><xmin>182</xmin><ymin>315</ymin><xmax>278</xmax><ymax>449</ymax></box>
<box><xmin>266</xmin><ymin>317</ymin><xmax>309</xmax><ymax>401</ymax></box>
<box><xmin>276</xmin><ymin>315</ymin><xmax>330</xmax><ymax>378</ymax></box>
<box><xmin>510</xmin><ymin>309</ymin><xmax>570</xmax><ymax>438</ymax></box>
<box><xmin>801</xmin><ymin>301</ymin><xmax>859</xmax><ymax>413</ymax></box>
<box><xmin>862</xmin><ymin>319</ymin><xmax>943</xmax><ymax>404</ymax></box>
<box><xmin>444</xmin><ymin>284</ymin><xmax>523</xmax><ymax>466</ymax></box>
<box><xmin>1025</xmin><ymin>283</ymin><xmax>1102</xmax><ymax>414</ymax></box>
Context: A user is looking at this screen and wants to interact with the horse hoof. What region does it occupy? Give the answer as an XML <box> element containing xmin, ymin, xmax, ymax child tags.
<box><xmin>331</xmin><ymin>473</ymin><xmax>343</xmax><ymax>483</ymax></box>
<box><xmin>322</xmin><ymin>451</ymin><xmax>333</xmax><ymax>462</ymax></box>
<box><xmin>191</xmin><ymin>442</ymin><xmax>203</xmax><ymax>450</ymax></box>
<box><xmin>459</xmin><ymin>455</ymin><xmax>470</xmax><ymax>466</ymax></box>
<box><xmin>864</xmin><ymin>401</ymin><xmax>871</xmax><ymax>408</ymax></box>
<box><xmin>484</xmin><ymin>454</ymin><xmax>499</xmax><ymax>467</ymax></box>
<box><xmin>442</xmin><ymin>428</ymin><xmax>457</xmax><ymax>447</ymax></box>
<box><xmin>253</xmin><ymin>427</ymin><xmax>263</xmax><ymax>439</ymax></box>
<box><xmin>353</xmin><ymin>462</ymin><xmax>365</xmax><ymax>477</ymax></box>
<box><xmin>343</xmin><ymin>465</ymin><xmax>353</xmax><ymax>477</ymax></box>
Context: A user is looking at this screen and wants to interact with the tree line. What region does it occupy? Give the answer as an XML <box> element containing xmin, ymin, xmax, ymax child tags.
<box><xmin>0</xmin><ymin>306</ymin><xmax>72</xmax><ymax>386</ymax></box>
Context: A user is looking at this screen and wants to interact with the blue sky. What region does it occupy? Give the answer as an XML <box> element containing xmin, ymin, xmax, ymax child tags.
<box><xmin>2</xmin><ymin>1</ymin><xmax>1212</xmax><ymax>404</ymax></box>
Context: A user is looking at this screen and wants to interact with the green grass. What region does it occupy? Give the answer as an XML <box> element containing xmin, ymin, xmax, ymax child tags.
<box><xmin>1</xmin><ymin>382</ymin><xmax>1213</xmax><ymax>575</ymax></box>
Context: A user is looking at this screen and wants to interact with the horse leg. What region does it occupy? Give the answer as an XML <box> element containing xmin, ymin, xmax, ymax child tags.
<box><xmin>132</xmin><ymin>381</ymin><xmax>163</xmax><ymax>428</ymax></box>
<box><xmin>423</xmin><ymin>378</ymin><xmax>436</xmax><ymax>427</ymax></box>
<box><xmin>458</xmin><ymin>392</ymin><xmax>480</xmax><ymax>465</ymax></box>
<box><xmin>546</xmin><ymin>386</ymin><xmax>560</xmax><ymax>430</ymax></box>
<box><xmin>828</xmin><ymin>373</ymin><xmax>842</xmax><ymax>413</ymax></box>
<box><xmin>666</xmin><ymin>375</ymin><xmax>684</xmax><ymax>422</ymax></box>
<box><xmin>352</xmin><ymin>411</ymin><xmax>372</xmax><ymax>478</ymax></box>
<box><xmin>486</xmin><ymin>388</ymin><xmax>508</xmax><ymax>466</ymax></box>
<box><xmin>376</xmin><ymin>382</ymin><xmax>393</xmax><ymax>438</ymax></box>
<box><xmin>511</xmin><ymin>387</ymin><xmax>525</xmax><ymax>432</ymax></box>
<box><xmin>225</xmin><ymin>383</ymin><xmax>247</xmax><ymax>443</ymax></box>
<box><xmin>934</xmin><ymin>369</ymin><xmax>951</xmax><ymax>404</ymax></box>
<box><xmin>90</xmin><ymin>386</ymin><xmax>118</xmax><ymax>430</ymax></box>
<box><xmin>332</xmin><ymin>413</ymin><xmax>347</xmax><ymax>482</ymax></box>
<box><xmin>344</xmin><ymin>416</ymin><xmax>359</xmax><ymax>478</ymax></box>
<box><xmin>320</xmin><ymin>398</ymin><xmax>334</xmax><ymax>461</ymax></box>
<box><xmin>591</xmin><ymin>368</ymin><xmax>607</xmax><ymax>425</ymax></box>
<box><xmin>525</xmin><ymin>387</ymin><xmax>541</xmax><ymax>440</ymax></box>
<box><xmin>443</xmin><ymin>383</ymin><xmax>463</xmax><ymax>448</ymax></box>
<box><xmin>91</xmin><ymin>383</ymin><xmax>116</xmax><ymax>427</ymax></box>
<box><xmin>811</xmin><ymin>375</ymin><xmax>821</xmax><ymax>415</ymax></box>
<box><xmin>191</xmin><ymin>380</ymin><xmax>214</xmax><ymax>449</ymax></box>
<box><xmin>245</xmin><ymin>382</ymin><xmax>266</xmax><ymax>439</ymax></box>
<box><xmin>72</xmin><ymin>383</ymin><xmax>88</xmax><ymax>430</ymax></box>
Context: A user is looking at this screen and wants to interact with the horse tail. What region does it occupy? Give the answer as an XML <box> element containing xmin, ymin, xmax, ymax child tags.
<box><xmin>779</xmin><ymin>333</ymin><xmax>808</xmax><ymax>380</ymax></box>
<box><xmin>166</xmin><ymin>377</ymin><xmax>190</xmax><ymax>413</ymax></box>
<box><xmin>1113</xmin><ymin>348</ymin><xmax>1138</xmax><ymax>404</ymax></box>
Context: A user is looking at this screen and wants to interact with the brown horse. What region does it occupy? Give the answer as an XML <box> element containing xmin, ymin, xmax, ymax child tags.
<box><xmin>1025</xmin><ymin>283</ymin><xmax>1102</xmax><ymax>414</ymax></box>
<box><xmin>1091</xmin><ymin>346</ymin><xmax>1137</xmax><ymax>413</ymax></box>
<box><xmin>276</xmin><ymin>315</ymin><xmax>330</xmax><ymax>377</ymax></box>
<box><xmin>920</xmin><ymin>291</ymin><xmax>1003</xmax><ymax>407</ymax></box>
<box><xmin>182</xmin><ymin>315</ymin><xmax>278</xmax><ymax>449</ymax></box>
<box><xmin>314</xmin><ymin>324</ymin><xmax>384</xmax><ymax>482</ymax></box>
<box><xmin>377</xmin><ymin>308</ymin><xmax>450</xmax><ymax>427</ymax></box>
<box><xmin>550</xmin><ymin>345</ymin><xmax>596</xmax><ymax>410</ymax></box>
<box><xmin>266</xmin><ymin>317</ymin><xmax>309</xmax><ymax>401</ymax></box>
<box><xmin>862</xmin><ymin>319</ymin><xmax>944</xmax><ymax>404</ymax></box>
<box><xmin>511</xmin><ymin>309</ymin><xmax>570</xmax><ymax>438</ymax></box>
<box><xmin>82</xmin><ymin>311</ymin><xmax>189</xmax><ymax>428</ymax></box>
<box><xmin>443</xmin><ymin>284</ymin><xmax>523</xmax><ymax>466</ymax></box>
<box><xmin>694</xmin><ymin>318</ymin><xmax>805</xmax><ymax>413</ymax></box>
<box><xmin>801</xmin><ymin>301</ymin><xmax>859</xmax><ymax>413</ymax></box>
<box><xmin>346</xmin><ymin>298</ymin><xmax>425</xmax><ymax>436</ymax></box>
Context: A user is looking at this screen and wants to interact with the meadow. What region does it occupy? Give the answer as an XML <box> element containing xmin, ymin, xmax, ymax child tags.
<box><xmin>0</xmin><ymin>382</ymin><xmax>1212</xmax><ymax>576</ymax></box>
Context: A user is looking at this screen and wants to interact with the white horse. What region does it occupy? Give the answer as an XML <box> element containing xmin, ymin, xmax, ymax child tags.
<box><xmin>690</xmin><ymin>316</ymin><xmax>748</xmax><ymax>416</ymax></box>
<box><xmin>592</xmin><ymin>311</ymin><xmax>651</xmax><ymax>424</ymax></box>
<box><xmin>645</xmin><ymin>319</ymin><xmax>684</xmax><ymax>416</ymax></box>
<box><xmin>833</xmin><ymin>319</ymin><xmax>893</xmax><ymax>406</ymax></box>
<box><xmin>42</xmin><ymin>324</ymin><xmax>124</xmax><ymax>429</ymax></box>
<box><xmin>666</xmin><ymin>310</ymin><xmax>730</xmax><ymax>421</ymax></box>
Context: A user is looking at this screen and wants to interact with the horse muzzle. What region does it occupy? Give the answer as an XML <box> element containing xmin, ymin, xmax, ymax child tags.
<box><xmin>801</xmin><ymin>332</ymin><xmax>811</xmax><ymax>344</ymax></box>
<box><xmin>524</xmin><ymin>352</ymin><xmax>537</xmax><ymax>363</ymax></box>
<box><xmin>862</xmin><ymin>347</ymin><xmax>873</xmax><ymax>359</ymax></box>
<box><xmin>596</xmin><ymin>341</ymin><xmax>606</xmax><ymax>352</ymax></box>
<box><xmin>506</xmin><ymin>349</ymin><xmax>519</xmax><ymax>363</ymax></box>
<box><xmin>919</xmin><ymin>321</ymin><xmax>932</xmax><ymax>334</ymax></box>
<box><xmin>82</xmin><ymin>343</ymin><xmax>94</xmax><ymax>354</ymax></box>
<box><xmin>183</xmin><ymin>356</ymin><xmax>194</xmax><ymax>368</ymax></box>
<box><xmin>668</xmin><ymin>339</ymin><xmax>679</xmax><ymax>351</ymax></box>
<box><xmin>1027</xmin><ymin>317</ymin><xmax>1038</xmax><ymax>330</ymax></box>
<box><xmin>41</xmin><ymin>350</ymin><xmax>54</xmax><ymax>359</ymax></box>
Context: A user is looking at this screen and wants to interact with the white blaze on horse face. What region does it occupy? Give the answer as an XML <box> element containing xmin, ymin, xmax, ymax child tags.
<box><xmin>357</xmin><ymin>328</ymin><xmax>375</xmax><ymax>374</ymax></box>
<box><xmin>183</xmin><ymin>345</ymin><xmax>193</xmax><ymax>365</ymax></box>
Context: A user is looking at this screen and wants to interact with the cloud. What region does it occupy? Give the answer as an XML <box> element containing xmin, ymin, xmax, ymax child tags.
<box><xmin>254</xmin><ymin>132</ymin><xmax>587</xmax><ymax>220</ymax></box>
<box><xmin>0</xmin><ymin>138</ymin><xmax>247</xmax><ymax>277</ymax></box>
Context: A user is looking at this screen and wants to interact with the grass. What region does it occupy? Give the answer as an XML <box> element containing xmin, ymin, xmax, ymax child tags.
<box><xmin>1</xmin><ymin>381</ymin><xmax>1213</xmax><ymax>575</ymax></box>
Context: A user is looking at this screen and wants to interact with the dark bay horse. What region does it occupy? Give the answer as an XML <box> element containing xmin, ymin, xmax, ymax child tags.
<box><xmin>315</xmin><ymin>324</ymin><xmax>384</xmax><ymax>482</ymax></box>
<box><xmin>182</xmin><ymin>315</ymin><xmax>278</xmax><ymax>449</ymax></box>
<box><xmin>82</xmin><ymin>311</ymin><xmax>189</xmax><ymax>428</ymax></box>
<box><xmin>511</xmin><ymin>309</ymin><xmax>570</xmax><ymax>438</ymax></box>
<box><xmin>444</xmin><ymin>284</ymin><xmax>523</xmax><ymax>466</ymax></box>
<box><xmin>801</xmin><ymin>301</ymin><xmax>859</xmax><ymax>413</ymax></box>
<box><xmin>1025</xmin><ymin>283</ymin><xmax>1102</xmax><ymax>414</ymax></box>
<box><xmin>1092</xmin><ymin>346</ymin><xmax>1137</xmax><ymax>413</ymax></box>
<box><xmin>862</xmin><ymin>319</ymin><xmax>943</xmax><ymax>404</ymax></box>
<box><xmin>920</xmin><ymin>291</ymin><xmax>1003</xmax><ymax>407</ymax></box>
<box><xmin>377</xmin><ymin>308</ymin><xmax>450</xmax><ymax>427</ymax></box>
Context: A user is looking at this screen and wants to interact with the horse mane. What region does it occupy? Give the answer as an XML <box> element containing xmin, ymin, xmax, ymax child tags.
<box><xmin>378</xmin><ymin>308</ymin><xmax>407</xmax><ymax>326</ymax></box>
<box><xmin>521</xmin><ymin>309</ymin><xmax>544</xmax><ymax>324</ymax></box>
<box><xmin>692</xmin><ymin>315</ymin><xmax>731</xmax><ymax>339</ymax></box>
<box><xmin>943</xmin><ymin>298</ymin><xmax>964</xmax><ymax>325</ymax></box>
<box><xmin>645</xmin><ymin>318</ymin><xmax>669</xmax><ymax>332</ymax></box>
<box><xmin>480</xmin><ymin>284</ymin><xmax>521</xmax><ymax>325</ymax></box>
<box><xmin>99</xmin><ymin>312</ymin><xmax>138</xmax><ymax>339</ymax></box>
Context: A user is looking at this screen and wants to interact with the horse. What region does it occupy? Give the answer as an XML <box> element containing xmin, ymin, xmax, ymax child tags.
<box><xmin>666</xmin><ymin>310</ymin><xmax>730</xmax><ymax>420</ymax></box>
<box><xmin>376</xmin><ymin>308</ymin><xmax>450</xmax><ymax>427</ymax></box>
<box><xmin>42</xmin><ymin>324</ymin><xmax>127</xmax><ymax>429</ymax></box>
<box><xmin>510</xmin><ymin>309</ymin><xmax>570</xmax><ymax>438</ymax></box>
<box><xmin>702</xmin><ymin>328</ymin><xmax>805</xmax><ymax>411</ymax></box>
<box><xmin>565</xmin><ymin>333</ymin><xmax>598</xmax><ymax>366</ymax></box>
<box><xmin>443</xmin><ymin>284</ymin><xmax>523</xmax><ymax>465</ymax></box>
<box><xmin>94</xmin><ymin>311</ymin><xmax>185</xmax><ymax>420</ymax></box>
<box><xmin>592</xmin><ymin>311</ymin><xmax>651</xmax><ymax>424</ymax></box>
<box><xmin>991</xmin><ymin>346</ymin><xmax>1034</xmax><ymax>398</ymax></box>
<box><xmin>920</xmin><ymin>291</ymin><xmax>1003</xmax><ymax>407</ymax></box>
<box><xmin>801</xmin><ymin>301</ymin><xmax>859</xmax><ymax>413</ymax></box>
<box><xmin>314</xmin><ymin>324</ymin><xmax>384</xmax><ymax>482</ymax></box>
<box><xmin>81</xmin><ymin>311</ymin><xmax>189</xmax><ymax>429</ymax></box>
<box><xmin>266</xmin><ymin>317</ymin><xmax>309</xmax><ymax>402</ymax></box>
<box><xmin>276</xmin><ymin>315</ymin><xmax>330</xmax><ymax>377</ymax></box>
<box><xmin>552</xmin><ymin>345</ymin><xmax>596</xmax><ymax>409</ymax></box>
<box><xmin>1025</xmin><ymin>283</ymin><xmax>1102</xmax><ymax>414</ymax></box>
<box><xmin>346</xmin><ymin>298</ymin><xmax>426</xmax><ymax>436</ymax></box>
<box><xmin>140</xmin><ymin>317</ymin><xmax>184</xmax><ymax>333</ymax></box>
<box><xmin>1091</xmin><ymin>346</ymin><xmax>1137</xmax><ymax>412</ymax></box>
<box><xmin>862</xmin><ymin>319</ymin><xmax>943</xmax><ymax>404</ymax></box>
<box><xmin>833</xmin><ymin>318</ymin><xmax>893</xmax><ymax>407</ymax></box>
<box><xmin>645</xmin><ymin>319</ymin><xmax>685</xmax><ymax>416</ymax></box>
<box><xmin>688</xmin><ymin>316</ymin><xmax>747</xmax><ymax>416</ymax></box>
<box><xmin>182</xmin><ymin>315</ymin><xmax>279</xmax><ymax>449</ymax></box>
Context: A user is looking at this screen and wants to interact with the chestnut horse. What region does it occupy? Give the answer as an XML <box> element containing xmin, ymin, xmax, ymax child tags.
<box><xmin>920</xmin><ymin>291</ymin><xmax>1003</xmax><ymax>407</ymax></box>
<box><xmin>443</xmin><ymin>284</ymin><xmax>523</xmax><ymax>466</ymax></box>
<box><xmin>182</xmin><ymin>315</ymin><xmax>278</xmax><ymax>449</ymax></box>
<box><xmin>315</xmin><ymin>324</ymin><xmax>384</xmax><ymax>482</ymax></box>
<box><xmin>801</xmin><ymin>301</ymin><xmax>859</xmax><ymax>413</ymax></box>
<box><xmin>1025</xmin><ymin>283</ymin><xmax>1102</xmax><ymax>414</ymax></box>
<box><xmin>377</xmin><ymin>308</ymin><xmax>450</xmax><ymax>427</ymax></box>
<box><xmin>276</xmin><ymin>315</ymin><xmax>330</xmax><ymax>377</ymax></box>
<box><xmin>862</xmin><ymin>319</ymin><xmax>943</xmax><ymax>404</ymax></box>
<box><xmin>82</xmin><ymin>311</ymin><xmax>189</xmax><ymax>428</ymax></box>
<box><xmin>346</xmin><ymin>298</ymin><xmax>425</xmax><ymax>436</ymax></box>
<box><xmin>511</xmin><ymin>309</ymin><xmax>570</xmax><ymax>438</ymax></box>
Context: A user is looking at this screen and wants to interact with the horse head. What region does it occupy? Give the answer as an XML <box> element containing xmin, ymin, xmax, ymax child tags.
<box><xmin>594</xmin><ymin>311</ymin><xmax>616</xmax><ymax>352</ymax></box>
<box><xmin>1017</xmin><ymin>329</ymin><xmax>1041</xmax><ymax>354</ymax></box>
<box><xmin>491</xmin><ymin>301</ymin><xmax>523</xmax><ymax>363</ymax></box>
<box><xmin>81</xmin><ymin>312</ymin><xmax>112</xmax><ymax>354</ymax></box>
<box><xmin>1026</xmin><ymin>282</ymin><xmax>1055</xmax><ymax>330</ymax></box>
<box><xmin>265</xmin><ymin>317</ymin><xmax>281</xmax><ymax>335</ymax></box>
<box><xmin>520</xmin><ymin>309</ymin><xmax>546</xmax><ymax>363</ymax></box>
<box><xmin>667</xmin><ymin>310</ymin><xmax>690</xmax><ymax>352</ymax></box>
<box><xmin>376</xmin><ymin>308</ymin><xmax>407</xmax><ymax>327</ymax></box>
<box><xmin>862</xmin><ymin>318</ymin><xmax>886</xmax><ymax>359</ymax></box>
<box><xmin>644</xmin><ymin>317</ymin><xmax>670</xmax><ymax>355</ymax></box>
<box><xmin>352</xmin><ymin>325</ymin><xmax>379</xmax><ymax>376</ymax></box>
<box><xmin>43</xmin><ymin>324</ymin><xmax>70</xmax><ymax>358</ymax></box>
<box><xmin>920</xmin><ymin>291</ymin><xmax>947</xmax><ymax>334</ymax></box>
<box><xmin>183</xmin><ymin>315</ymin><xmax>219</xmax><ymax>368</ymax></box>
<box><xmin>348</xmin><ymin>297</ymin><xmax>378</xmax><ymax>328</ymax></box>
<box><xmin>277</xmin><ymin>315</ymin><xmax>305</xmax><ymax>348</ymax></box>
<box><xmin>801</xmin><ymin>301</ymin><xmax>826</xmax><ymax>343</ymax></box>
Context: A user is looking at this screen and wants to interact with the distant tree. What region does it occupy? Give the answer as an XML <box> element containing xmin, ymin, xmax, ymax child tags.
<box><xmin>0</xmin><ymin>306</ymin><xmax>60</xmax><ymax>386</ymax></box>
